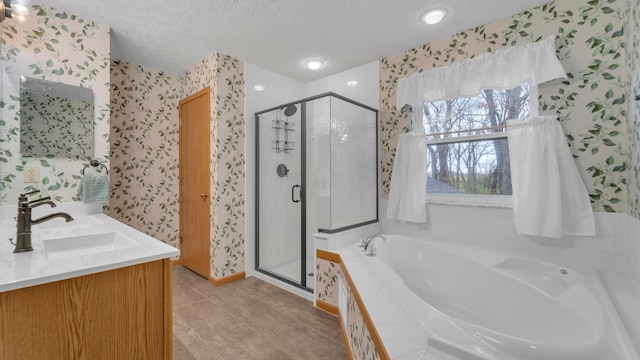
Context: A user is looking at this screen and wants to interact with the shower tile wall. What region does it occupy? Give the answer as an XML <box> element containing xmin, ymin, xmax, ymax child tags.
<box><xmin>257</xmin><ymin>108</ymin><xmax>303</xmax><ymax>275</ymax></box>
<box><xmin>305</xmin><ymin>96</ymin><xmax>378</xmax><ymax>234</ymax></box>
<box><xmin>380</xmin><ymin>200</ymin><xmax>640</xmax><ymax>280</ymax></box>
<box><xmin>328</xmin><ymin>98</ymin><xmax>377</xmax><ymax>229</ymax></box>
<box><xmin>0</xmin><ymin>4</ymin><xmax>110</xmax><ymax>207</ymax></box>
<box><xmin>244</xmin><ymin>62</ymin><xmax>305</xmax><ymax>276</ymax></box>
<box><xmin>306</xmin><ymin>97</ymin><xmax>332</xmax><ymax>247</ymax></box>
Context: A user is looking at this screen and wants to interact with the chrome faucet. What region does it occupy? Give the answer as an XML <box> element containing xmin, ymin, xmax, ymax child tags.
<box><xmin>14</xmin><ymin>190</ymin><xmax>74</xmax><ymax>253</ymax></box>
<box><xmin>362</xmin><ymin>234</ymin><xmax>388</xmax><ymax>257</ymax></box>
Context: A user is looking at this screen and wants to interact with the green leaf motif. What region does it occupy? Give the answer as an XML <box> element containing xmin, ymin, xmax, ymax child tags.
<box><xmin>605</xmin><ymin>90</ymin><xmax>614</xmax><ymax>99</ymax></box>
<box><xmin>605</xmin><ymin>156</ymin><xmax>614</xmax><ymax>165</ymax></box>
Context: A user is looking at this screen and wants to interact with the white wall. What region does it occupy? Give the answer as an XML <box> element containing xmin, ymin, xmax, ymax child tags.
<box><xmin>245</xmin><ymin>60</ymin><xmax>381</xmax><ymax>277</ymax></box>
<box><xmin>380</xmin><ymin>200</ymin><xmax>640</xmax><ymax>278</ymax></box>
<box><xmin>244</xmin><ymin>62</ymin><xmax>304</xmax><ymax>276</ymax></box>
<box><xmin>303</xmin><ymin>61</ymin><xmax>380</xmax><ymax>109</ymax></box>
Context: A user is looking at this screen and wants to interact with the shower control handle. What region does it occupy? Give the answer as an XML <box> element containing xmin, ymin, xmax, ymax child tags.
<box><xmin>291</xmin><ymin>185</ymin><xmax>301</xmax><ymax>203</ymax></box>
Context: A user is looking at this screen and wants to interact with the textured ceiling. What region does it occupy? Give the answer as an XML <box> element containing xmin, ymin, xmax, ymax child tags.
<box><xmin>38</xmin><ymin>0</ymin><xmax>552</xmax><ymax>82</ymax></box>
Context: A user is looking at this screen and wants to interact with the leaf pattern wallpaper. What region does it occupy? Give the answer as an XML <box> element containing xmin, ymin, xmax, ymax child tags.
<box><xmin>0</xmin><ymin>4</ymin><xmax>244</xmax><ymax>278</ymax></box>
<box><xmin>109</xmin><ymin>59</ymin><xmax>182</xmax><ymax>248</ymax></box>
<box><xmin>0</xmin><ymin>4</ymin><xmax>110</xmax><ymax>204</ymax></box>
<box><xmin>111</xmin><ymin>53</ymin><xmax>245</xmax><ymax>278</ymax></box>
<box><xmin>316</xmin><ymin>258</ymin><xmax>340</xmax><ymax>305</ymax></box>
<box><xmin>627</xmin><ymin>0</ymin><xmax>640</xmax><ymax>219</ymax></box>
<box><xmin>380</xmin><ymin>0</ymin><xmax>633</xmax><ymax>214</ymax></box>
<box><xmin>341</xmin><ymin>271</ymin><xmax>381</xmax><ymax>360</ymax></box>
<box><xmin>183</xmin><ymin>52</ymin><xmax>246</xmax><ymax>280</ymax></box>
<box><xmin>3</xmin><ymin>0</ymin><xmax>638</xmax><ymax>292</ymax></box>
<box><xmin>20</xmin><ymin>91</ymin><xmax>93</xmax><ymax>157</ymax></box>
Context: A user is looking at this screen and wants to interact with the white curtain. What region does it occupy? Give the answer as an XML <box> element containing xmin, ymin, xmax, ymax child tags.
<box><xmin>396</xmin><ymin>35</ymin><xmax>567</xmax><ymax>109</ymax></box>
<box><xmin>507</xmin><ymin>117</ymin><xmax>595</xmax><ymax>238</ymax></box>
<box><xmin>386</xmin><ymin>133</ymin><xmax>428</xmax><ymax>222</ymax></box>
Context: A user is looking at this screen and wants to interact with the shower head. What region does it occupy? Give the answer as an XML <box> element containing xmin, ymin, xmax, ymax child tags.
<box><xmin>284</xmin><ymin>105</ymin><xmax>297</xmax><ymax>117</ymax></box>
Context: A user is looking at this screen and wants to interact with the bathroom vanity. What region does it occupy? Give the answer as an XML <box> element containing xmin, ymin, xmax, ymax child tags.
<box><xmin>0</xmin><ymin>207</ymin><xmax>179</xmax><ymax>360</ymax></box>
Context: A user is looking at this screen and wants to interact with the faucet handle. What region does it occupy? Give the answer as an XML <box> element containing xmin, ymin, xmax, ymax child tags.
<box><xmin>28</xmin><ymin>196</ymin><xmax>52</xmax><ymax>206</ymax></box>
<box><xmin>20</xmin><ymin>189</ymin><xmax>40</xmax><ymax>197</ymax></box>
<box><xmin>358</xmin><ymin>238</ymin><xmax>367</xmax><ymax>248</ymax></box>
<box><xmin>366</xmin><ymin>243</ymin><xmax>377</xmax><ymax>257</ymax></box>
<box><xmin>18</xmin><ymin>190</ymin><xmax>40</xmax><ymax>204</ymax></box>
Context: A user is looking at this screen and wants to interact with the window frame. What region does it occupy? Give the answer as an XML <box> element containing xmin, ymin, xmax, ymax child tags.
<box><xmin>421</xmin><ymin>84</ymin><xmax>538</xmax><ymax>207</ymax></box>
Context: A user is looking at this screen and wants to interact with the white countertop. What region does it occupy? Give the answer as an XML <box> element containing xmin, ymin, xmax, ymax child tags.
<box><xmin>0</xmin><ymin>208</ymin><xmax>179</xmax><ymax>293</ymax></box>
<box><xmin>335</xmin><ymin>245</ymin><xmax>430</xmax><ymax>359</ymax></box>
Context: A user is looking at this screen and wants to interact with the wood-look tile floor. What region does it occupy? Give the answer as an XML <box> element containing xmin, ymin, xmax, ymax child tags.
<box><xmin>172</xmin><ymin>266</ymin><xmax>348</xmax><ymax>360</ymax></box>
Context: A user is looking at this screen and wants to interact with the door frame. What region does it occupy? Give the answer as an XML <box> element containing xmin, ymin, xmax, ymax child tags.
<box><xmin>178</xmin><ymin>86</ymin><xmax>211</xmax><ymax>276</ymax></box>
<box><xmin>254</xmin><ymin>102</ymin><xmax>310</xmax><ymax>292</ymax></box>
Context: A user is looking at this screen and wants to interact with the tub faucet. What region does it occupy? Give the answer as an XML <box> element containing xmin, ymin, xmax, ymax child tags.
<box><xmin>363</xmin><ymin>234</ymin><xmax>388</xmax><ymax>257</ymax></box>
<box><xmin>14</xmin><ymin>191</ymin><xmax>74</xmax><ymax>253</ymax></box>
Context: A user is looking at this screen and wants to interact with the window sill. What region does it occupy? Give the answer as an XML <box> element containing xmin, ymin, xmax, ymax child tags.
<box><xmin>425</xmin><ymin>200</ymin><xmax>513</xmax><ymax>209</ymax></box>
<box><xmin>425</xmin><ymin>194</ymin><xmax>513</xmax><ymax>209</ymax></box>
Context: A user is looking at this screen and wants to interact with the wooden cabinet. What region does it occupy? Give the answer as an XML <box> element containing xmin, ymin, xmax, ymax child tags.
<box><xmin>0</xmin><ymin>259</ymin><xmax>172</xmax><ymax>360</ymax></box>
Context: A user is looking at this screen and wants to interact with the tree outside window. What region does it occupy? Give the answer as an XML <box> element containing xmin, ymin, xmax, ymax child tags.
<box><xmin>422</xmin><ymin>84</ymin><xmax>530</xmax><ymax>196</ymax></box>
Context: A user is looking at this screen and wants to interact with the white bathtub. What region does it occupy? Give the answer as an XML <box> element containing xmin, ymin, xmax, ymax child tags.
<box><xmin>349</xmin><ymin>235</ymin><xmax>636</xmax><ymax>360</ymax></box>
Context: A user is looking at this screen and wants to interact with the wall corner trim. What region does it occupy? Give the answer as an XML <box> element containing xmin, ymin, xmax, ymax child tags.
<box><xmin>339</xmin><ymin>313</ymin><xmax>356</xmax><ymax>360</ymax></box>
<box><xmin>170</xmin><ymin>258</ymin><xmax>182</xmax><ymax>267</ymax></box>
<box><xmin>208</xmin><ymin>271</ymin><xmax>246</xmax><ymax>286</ymax></box>
<box><xmin>317</xmin><ymin>250</ymin><xmax>391</xmax><ymax>360</ymax></box>
<box><xmin>316</xmin><ymin>249</ymin><xmax>342</xmax><ymax>263</ymax></box>
<box><xmin>316</xmin><ymin>299</ymin><xmax>339</xmax><ymax>316</ymax></box>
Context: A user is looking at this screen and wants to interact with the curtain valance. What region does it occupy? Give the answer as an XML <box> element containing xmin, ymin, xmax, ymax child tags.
<box><xmin>396</xmin><ymin>35</ymin><xmax>567</xmax><ymax>110</ymax></box>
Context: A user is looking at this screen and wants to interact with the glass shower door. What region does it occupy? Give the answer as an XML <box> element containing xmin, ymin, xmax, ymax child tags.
<box><xmin>255</xmin><ymin>93</ymin><xmax>378</xmax><ymax>292</ymax></box>
<box><xmin>256</xmin><ymin>104</ymin><xmax>306</xmax><ymax>288</ymax></box>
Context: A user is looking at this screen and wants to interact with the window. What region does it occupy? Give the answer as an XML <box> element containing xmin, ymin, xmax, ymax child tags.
<box><xmin>421</xmin><ymin>84</ymin><xmax>531</xmax><ymax>204</ymax></box>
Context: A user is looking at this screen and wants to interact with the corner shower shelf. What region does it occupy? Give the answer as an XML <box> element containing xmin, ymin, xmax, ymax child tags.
<box><xmin>272</xmin><ymin>120</ymin><xmax>296</xmax><ymax>153</ymax></box>
<box><xmin>272</xmin><ymin>140</ymin><xmax>296</xmax><ymax>153</ymax></box>
<box><xmin>272</xmin><ymin>120</ymin><xmax>296</xmax><ymax>131</ymax></box>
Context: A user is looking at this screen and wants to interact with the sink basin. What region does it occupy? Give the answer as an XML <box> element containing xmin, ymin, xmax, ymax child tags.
<box><xmin>43</xmin><ymin>231</ymin><xmax>140</xmax><ymax>260</ymax></box>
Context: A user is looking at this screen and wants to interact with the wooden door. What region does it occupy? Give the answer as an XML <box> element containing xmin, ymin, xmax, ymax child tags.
<box><xmin>179</xmin><ymin>87</ymin><xmax>211</xmax><ymax>278</ymax></box>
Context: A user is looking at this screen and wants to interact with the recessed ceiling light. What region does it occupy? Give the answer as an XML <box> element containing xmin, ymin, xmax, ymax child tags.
<box><xmin>420</xmin><ymin>8</ymin><xmax>448</xmax><ymax>25</ymax></box>
<box><xmin>11</xmin><ymin>0</ymin><xmax>30</xmax><ymax>16</ymax></box>
<box><xmin>12</xmin><ymin>4</ymin><xmax>29</xmax><ymax>14</ymax></box>
<box><xmin>254</xmin><ymin>84</ymin><xmax>265</xmax><ymax>91</ymax></box>
<box><xmin>346</xmin><ymin>81</ymin><xmax>358</xmax><ymax>87</ymax></box>
<box><xmin>305</xmin><ymin>59</ymin><xmax>324</xmax><ymax>70</ymax></box>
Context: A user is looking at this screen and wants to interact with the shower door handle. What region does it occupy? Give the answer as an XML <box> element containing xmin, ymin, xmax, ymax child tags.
<box><xmin>291</xmin><ymin>185</ymin><xmax>301</xmax><ymax>203</ymax></box>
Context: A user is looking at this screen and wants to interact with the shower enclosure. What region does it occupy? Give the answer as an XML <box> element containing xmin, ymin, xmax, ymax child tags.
<box><xmin>256</xmin><ymin>93</ymin><xmax>378</xmax><ymax>291</ymax></box>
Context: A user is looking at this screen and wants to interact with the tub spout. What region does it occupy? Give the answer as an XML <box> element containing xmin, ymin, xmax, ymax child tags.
<box><xmin>363</xmin><ymin>234</ymin><xmax>388</xmax><ymax>256</ymax></box>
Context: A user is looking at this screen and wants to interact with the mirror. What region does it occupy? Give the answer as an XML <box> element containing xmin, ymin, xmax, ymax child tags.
<box><xmin>19</xmin><ymin>76</ymin><xmax>94</xmax><ymax>158</ymax></box>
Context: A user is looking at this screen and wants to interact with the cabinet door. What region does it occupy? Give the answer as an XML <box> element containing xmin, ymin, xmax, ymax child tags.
<box><xmin>0</xmin><ymin>259</ymin><xmax>171</xmax><ymax>360</ymax></box>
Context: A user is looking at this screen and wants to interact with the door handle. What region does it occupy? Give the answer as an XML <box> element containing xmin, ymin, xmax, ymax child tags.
<box><xmin>291</xmin><ymin>185</ymin><xmax>301</xmax><ymax>203</ymax></box>
<box><xmin>200</xmin><ymin>193</ymin><xmax>208</xmax><ymax>200</ymax></box>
